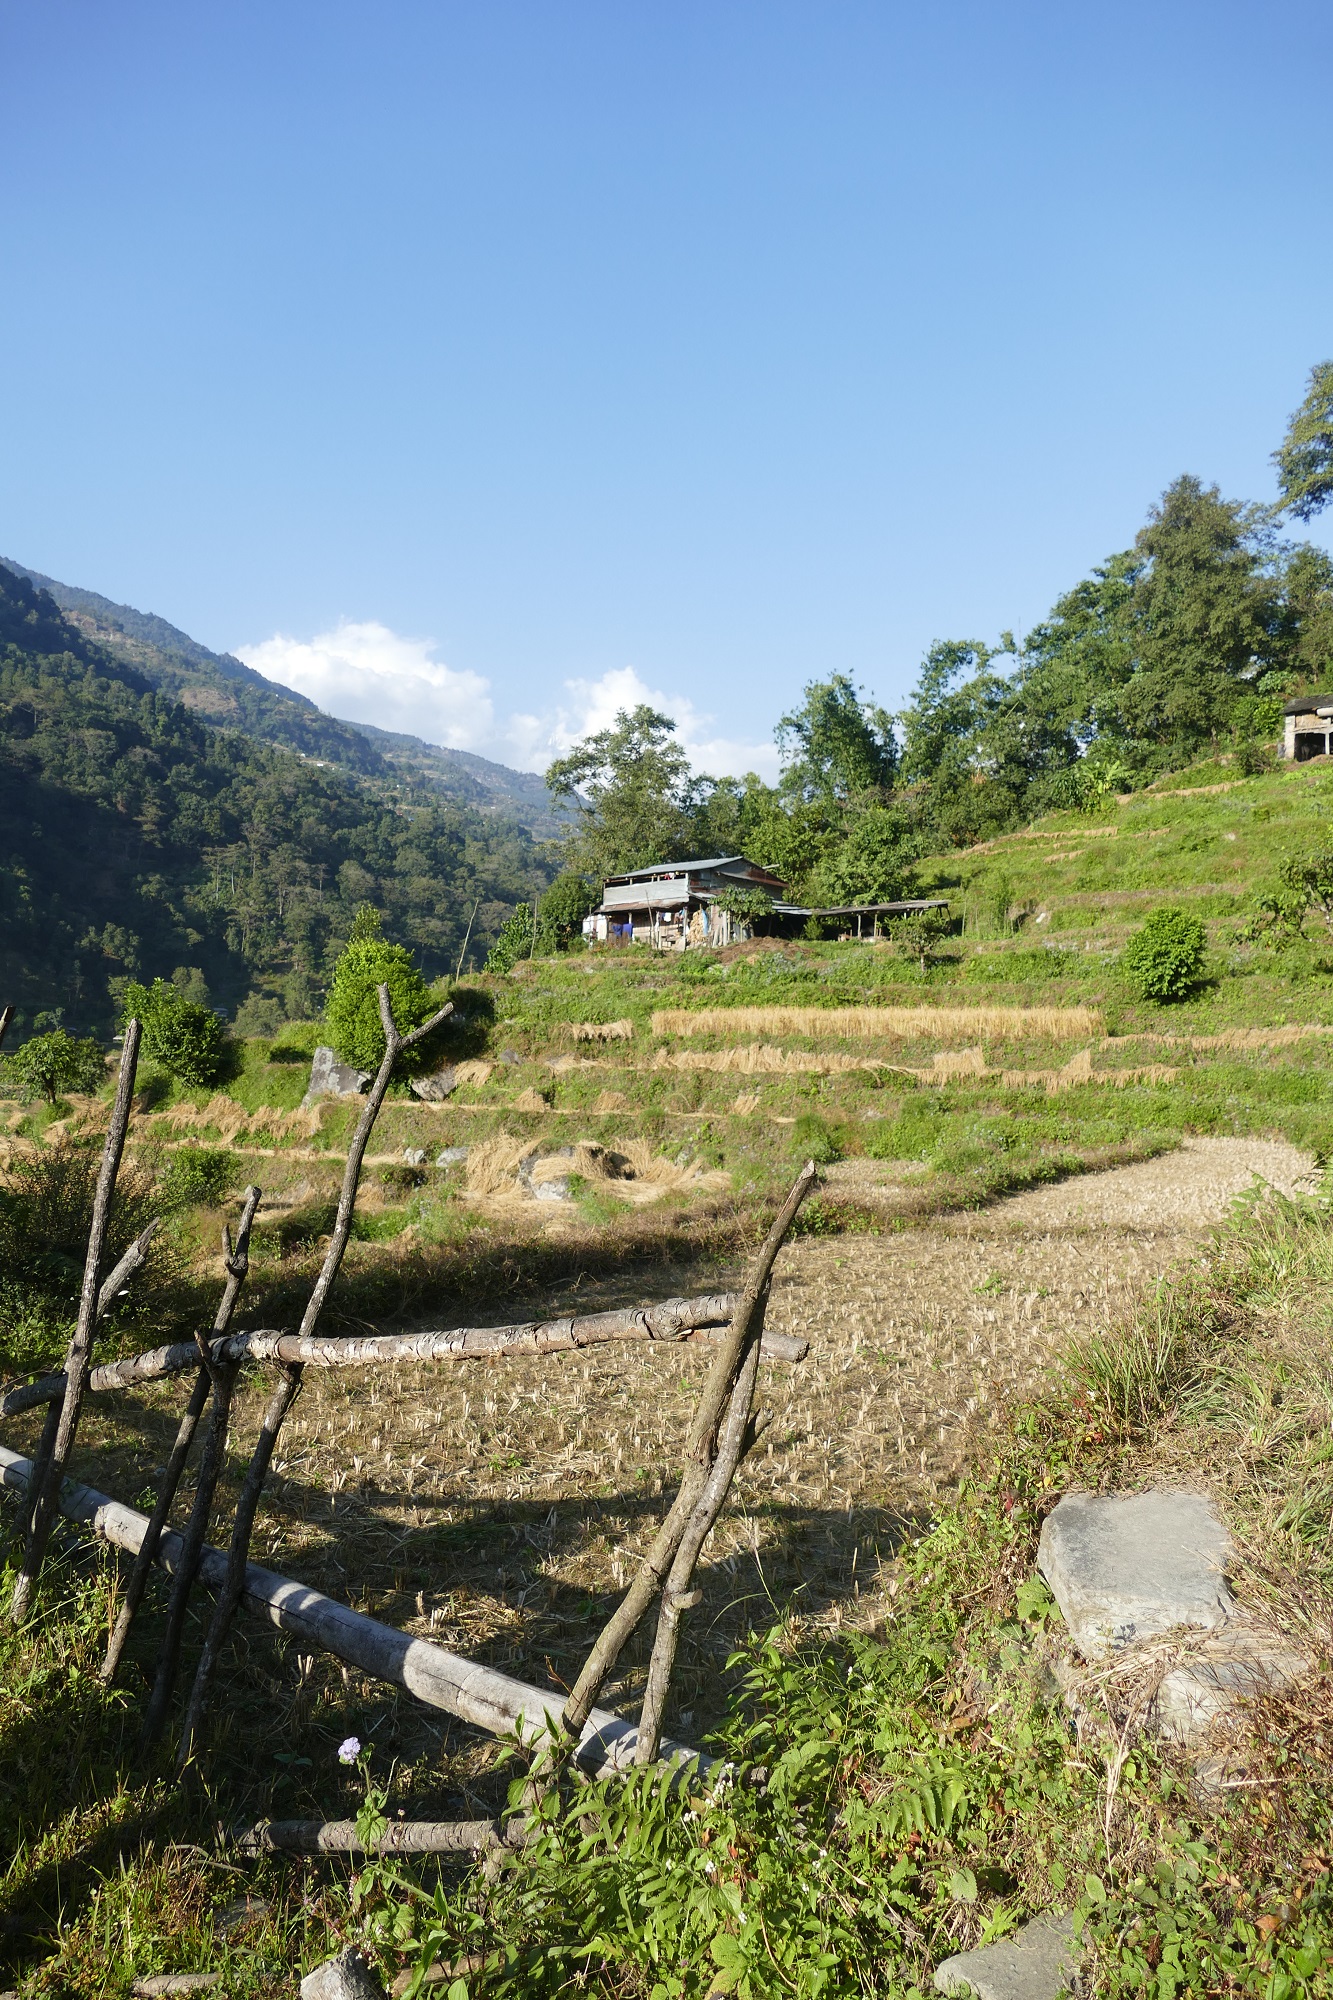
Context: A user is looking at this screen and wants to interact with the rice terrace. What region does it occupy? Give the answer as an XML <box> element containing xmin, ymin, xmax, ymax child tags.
<box><xmin>5</xmin><ymin>48</ymin><xmax>1333</xmax><ymax>1994</ymax></box>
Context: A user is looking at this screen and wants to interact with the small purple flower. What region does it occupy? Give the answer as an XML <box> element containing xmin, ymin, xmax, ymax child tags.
<box><xmin>338</xmin><ymin>1735</ymin><xmax>362</xmax><ymax>1764</ymax></box>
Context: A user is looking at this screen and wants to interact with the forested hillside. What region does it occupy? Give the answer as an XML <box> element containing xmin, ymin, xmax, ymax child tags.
<box><xmin>2</xmin><ymin>559</ymin><xmax>565</xmax><ymax>832</ymax></box>
<box><xmin>0</xmin><ymin>563</ymin><xmax>548</xmax><ymax>1036</ymax></box>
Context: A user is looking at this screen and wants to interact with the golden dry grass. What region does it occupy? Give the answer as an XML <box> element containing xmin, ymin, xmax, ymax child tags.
<box><xmin>568</xmin><ymin>1019</ymin><xmax>634</xmax><ymax>1042</ymax></box>
<box><xmin>650</xmin><ymin>1003</ymin><xmax>1105</xmax><ymax>1041</ymax></box>
<box><xmin>650</xmin><ymin>1042</ymin><xmax>889</xmax><ymax>1076</ymax></box>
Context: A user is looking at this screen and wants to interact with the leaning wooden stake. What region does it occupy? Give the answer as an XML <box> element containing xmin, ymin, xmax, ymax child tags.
<box><xmin>560</xmin><ymin>1161</ymin><xmax>816</xmax><ymax>1741</ymax></box>
<box><xmin>635</xmin><ymin>1339</ymin><xmax>768</xmax><ymax>1764</ymax></box>
<box><xmin>106</xmin><ymin>1188</ymin><xmax>261</xmax><ymax>1695</ymax></box>
<box><xmin>0</xmin><ymin>1005</ymin><xmax>12</xmax><ymax>1052</ymax></box>
<box><xmin>17</xmin><ymin>1218</ymin><xmax>161</xmax><ymax>1541</ymax></box>
<box><xmin>12</xmin><ymin>1021</ymin><xmax>141</xmax><ymax>1623</ymax></box>
<box><xmin>175</xmin><ymin>987</ymin><xmax>451</xmax><ymax>1767</ymax></box>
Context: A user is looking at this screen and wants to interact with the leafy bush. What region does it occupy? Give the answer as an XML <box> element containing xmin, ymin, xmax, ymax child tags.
<box><xmin>156</xmin><ymin>1146</ymin><xmax>238</xmax><ymax>1211</ymax></box>
<box><xmin>1119</xmin><ymin>906</ymin><xmax>1207</xmax><ymax>1002</ymax></box>
<box><xmin>0</xmin><ymin>1142</ymin><xmax>169</xmax><ymax>1359</ymax></box>
<box><xmin>325</xmin><ymin>936</ymin><xmax>442</xmax><ymax>1073</ymax></box>
<box><xmin>790</xmin><ymin>1112</ymin><xmax>843</xmax><ymax>1163</ymax></box>
<box><xmin>539</xmin><ymin>874</ymin><xmax>600</xmax><ymax>944</ymax></box>
<box><xmin>485</xmin><ymin>903</ymin><xmax>556</xmax><ymax>974</ymax></box>
<box><xmin>122</xmin><ymin>978</ymin><xmax>228</xmax><ymax>1086</ymax></box>
<box><xmin>4</xmin><ymin>1029</ymin><xmax>105</xmax><ymax>1104</ymax></box>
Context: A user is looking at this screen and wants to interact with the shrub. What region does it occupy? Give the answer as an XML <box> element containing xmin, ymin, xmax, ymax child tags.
<box><xmin>486</xmin><ymin>903</ymin><xmax>556</xmax><ymax>974</ymax></box>
<box><xmin>4</xmin><ymin>1029</ymin><xmax>105</xmax><ymax>1105</ymax></box>
<box><xmin>157</xmin><ymin>1146</ymin><xmax>238</xmax><ymax>1211</ymax></box>
<box><xmin>539</xmin><ymin>874</ymin><xmax>599</xmax><ymax>944</ymax></box>
<box><xmin>123</xmin><ymin>978</ymin><xmax>228</xmax><ymax>1086</ymax></box>
<box><xmin>1119</xmin><ymin>906</ymin><xmax>1207</xmax><ymax>1002</ymax></box>
<box><xmin>325</xmin><ymin>937</ymin><xmax>441</xmax><ymax>1072</ymax></box>
<box><xmin>791</xmin><ymin>1112</ymin><xmax>843</xmax><ymax>1163</ymax></box>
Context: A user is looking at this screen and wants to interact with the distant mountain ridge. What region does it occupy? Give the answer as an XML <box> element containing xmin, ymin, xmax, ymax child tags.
<box><xmin>1</xmin><ymin>558</ymin><xmax>565</xmax><ymax>835</ymax></box>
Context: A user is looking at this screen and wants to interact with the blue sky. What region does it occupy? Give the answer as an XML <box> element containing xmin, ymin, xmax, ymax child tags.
<box><xmin>2</xmin><ymin>1</ymin><xmax>1330</xmax><ymax>777</ymax></box>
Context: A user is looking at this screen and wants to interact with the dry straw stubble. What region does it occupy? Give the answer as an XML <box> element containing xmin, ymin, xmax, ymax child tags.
<box><xmin>650</xmin><ymin>1004</ymin><xmax>1105</xmax><ymax>1041</ymax></box>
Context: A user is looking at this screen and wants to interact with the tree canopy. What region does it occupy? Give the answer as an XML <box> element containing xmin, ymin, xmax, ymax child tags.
<box><xmin>1274</xmin><ymin>360</ymin><xmax>1333</xmax><ymax>522</ymax></box>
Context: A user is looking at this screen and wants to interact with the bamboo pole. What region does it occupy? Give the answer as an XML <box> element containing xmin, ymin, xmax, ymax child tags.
<box><xmin>0</xmin><ymin>1308</ymin><xmax>811</xmax><ymax>1423</ymax></box>
<box><xmin>175</xmin><ymin>988</ymin><xmax>451</xmax><ymax>1767</ymax></box>
<box><xmin>0</xmin><ymin>1005</ymin><xmax>12</xmax><ymax>1050</ymax></box>
<box><xmin>107</xmin><ymin>1188</ymin><xmax>261</xmax><ymax>1696</ymax></box>
<box><xmin>236</xmin><ymin>1817</ymin><xmax>516</xmax><ymax>1855</ymax></box>
<box><xmin>12</xmin><ymin>1021</ymin><xmax>141</xmax><ymax>1623</ymax></box>
<box><xmin>560</xmin><ymin>1161</ymin><xmax>816</xmax><ymax>1739</ymax></box>
<box><xmin>0</xmin><ymin>1443</ymin><xmax>701</xmax><ymax>1776</ymax></box>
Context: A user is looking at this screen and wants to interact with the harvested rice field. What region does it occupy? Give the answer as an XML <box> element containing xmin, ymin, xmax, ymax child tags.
<box><xmin>50</xmin><ymin>1135</ymin><xmax>1315</xmax><ymax>1792</ymax></box>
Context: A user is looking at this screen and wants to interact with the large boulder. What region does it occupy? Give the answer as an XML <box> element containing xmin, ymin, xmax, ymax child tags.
<box><xmin>302</xmin><ymin>1046</ymin><xmax>371</xmax><ymax>1107</ymax></box>
<box><xmin>410</xmin><ymin>1066</ymin><xmax>457</xmax><ymax>1102</ymax></box>
<box><xmin>299</xmin><ymin>1949</ymin><xmax>386</xmax><ymax>2000</ymax></box>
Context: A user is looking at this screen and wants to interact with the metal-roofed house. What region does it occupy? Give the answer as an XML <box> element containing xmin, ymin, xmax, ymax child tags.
<box><xmin>586</xmin><ymin>855</ymin><xmax>949</xmax><ymax>949</ymax></box>
<box><xmin>589</xmin><ymin>855</ymin><xmax>787</xmax><ymax>949</ymax></box>
<box><xmin>1283</xmin><ymin>694</ymin><xmax>1333</xmax><ymax>761</ymax></box>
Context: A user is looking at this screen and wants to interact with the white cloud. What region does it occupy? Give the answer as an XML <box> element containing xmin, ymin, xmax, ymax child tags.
<box><xmin>506</xmin><ymin>666</ymin><xmax>779</xmax><ymax>782</ymax></box>
<box><xmin>236</xmin><ymin>620</ymin><xmax>494</xmax><ymax>751</ymax></box>
<box><xmin>236</xmin><ymin>623</ymin><xmax>780</xmax><ymax>783</ymax></box>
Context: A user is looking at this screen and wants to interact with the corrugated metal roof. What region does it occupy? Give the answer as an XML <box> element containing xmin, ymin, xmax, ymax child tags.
<box><xmin>608</xmin><ymin>855</ymin><xmax>782</xmax><ymax>883</ymax></box>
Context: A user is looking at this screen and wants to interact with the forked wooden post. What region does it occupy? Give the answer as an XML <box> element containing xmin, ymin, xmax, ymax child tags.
<box><xmin>12</xmin><ymin>1021</ymin><xmax>141</xmax><ymax>1623</ymax></box>
<box><xmin>174</xmin><ymin>987</ymin><xmax>452</xmax><ymax>1767</ymax></box>
<box><xmin>109</xmin><ymin>1188</ymin><xmax>262</xmax><ymax>1700</ymax></box>
<box><xmin>559</xmin><ymin>1161</ymin><xmax>817</xmax><ymax>1743</ymax></box>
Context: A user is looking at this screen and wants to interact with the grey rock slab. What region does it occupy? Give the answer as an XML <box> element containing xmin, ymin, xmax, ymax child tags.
<box><xmin>1038</xmin><ymin>1490</ymin><xmax>1233</xmax><ymax>1660</ymax></box>
<box><xmin>411</xmin><ymin>1067</ymin><xmax>457</xmax><ymax>1102</ymax></box>
<box><xmin>402</xmin><ymin>1148</ymin><xmax>427</xmax><ymax>1167</ymax></box>
<box><xmin>1154</xmin><ymin>1625</ymin><xmax>1308</xmax><ymax>1744</ymax></box>
<box><xmin>534</xmin><ymin>1177</ymin><xmax>571</xmax><ymax>1201</ymax></box>
<box><xmin>435</xmin><ymin>1146</ymin><xmax>469</xmax><ymax>1168</ymax></box>
<box><xmin>935</xmin><ymin>1913</ymin><xmax>1076</xmax><ymax>2000</ymax></box>
<box><xmin>300</xmin><ymin>1949</ymin><xmax>387</xmax><ymax>2000</ymax></box>
<box><xmin>302</xmin><ymin>1045</ymin><xmax>371</xmax><ymax>1107</ymax></box>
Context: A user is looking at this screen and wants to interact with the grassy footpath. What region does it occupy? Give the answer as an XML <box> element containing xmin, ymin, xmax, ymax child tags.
<box><xmin>4</xmin><ymin>1184</ymin><xmax>1333</xmax><ymax>1996</ymax></box>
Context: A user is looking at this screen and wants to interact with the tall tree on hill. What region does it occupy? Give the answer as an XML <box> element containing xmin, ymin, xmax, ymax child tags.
<box><xmin>1274</xmin><ymin>360</ymin><xmax>1333</xmax><ymax>523</ymax></box>
<box><xmin>545</xmin><ymin>706</ymin><xmax>701</xmax><ymax>878</ymax></box>
<box><xmin>775</xmin><ymin>674</ymin><xmax>898</xmax><ymax>803</ymax></box>
<box><xmin>1116</xmin><ymin>476</ymin><xmax>1283</xmax><ymax>756</ymax></box>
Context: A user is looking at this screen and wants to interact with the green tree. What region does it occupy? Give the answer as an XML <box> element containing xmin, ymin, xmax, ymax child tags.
<box><xmin>776</xmin><ymin>675</ymin><xmax>897</xmax><ymax>803</ymax></box>
<box><xmin>545</xmin><ymin>707</ymin><xmax>700</xmax><ymax>876</ymax></box>
<box><xmin>6</xmin><ymin>1029</ymin><xmax>105</xmax><ymax>1105</ymax></box>
<box><xmin>539</xmin><ymin>873</ymin><xmax>599</xmax><ymax>944</ymax></box>
<box><xmin>1116</xmin><ymin>477</ymin><xmax>1282</xmax><ymax>756</ymax></box>
<box><xmin>123</xmin><ymin>978</ymin><xmax>228</xmax><ymax>1087</ymax></box>
<box><xmin>1274</xmin><ymin>360</ymin><xmax>1333</xmax><ymax>522</ymax></box>
<box><xmin>1120</xmin><ymin>907</ymin><xmax>1207</xmax><ymax>1003</ymax></box>
<box><xmin>325</xmin><ymin>937</ymin><xmax>442</xmax><ymax>1072</ymax></box>
<box><xmin>807</xmin><ymin>803</ymin><xmax>926</xmax><ymax>905</ymax></box>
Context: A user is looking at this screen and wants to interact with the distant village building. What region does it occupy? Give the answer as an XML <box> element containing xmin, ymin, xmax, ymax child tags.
<box><xmin>584</xmin><ymin>855</ymin><xmax>947</xmax><ymax>949</ymax></box>
<box><xmin>1283</xmin><ymin>695</ymin><xmax>1333</xmax><ymax>761</ymax></box>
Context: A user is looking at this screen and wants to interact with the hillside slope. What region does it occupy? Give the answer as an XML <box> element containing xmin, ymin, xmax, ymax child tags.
<box><xmin>1</xmin><ymin>559</ymin><xmax>564</xmax><ymax>834</ymax></box>
<box><xmin>0</xmin><ymin>563</ymin><xmax>547</xmax><ymax>1033</ymax></box>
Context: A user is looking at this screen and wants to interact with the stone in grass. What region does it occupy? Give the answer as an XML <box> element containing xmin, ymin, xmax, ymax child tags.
<box><xmin>303</xmin><ymin>1046</ymin><xmax>372</xmax><ymax>1107</ymax></box>
<box><xmin>410</xmin><ymin>1067</ymin><xmax>457</xmax><ymax>1102</ymax></box>
<box><xmin>435</xmin><ymin>1146</ymin><xmax>469</xmax><ymax>1169</ymax></box>
<box><xmin>934</xmin><ymin>1913</ymin><xmax>1077</xmax><ymax>2000</ymax></box>
<box><xmin>1037</xmin><ymin>1490</ymin><xmax>1232</xmax><ymax>1660</ymax></box>
<box><xmin>402</xmin><ymin>1148</ymin><xmax>427</xmax><ymax>1167</ymax></box>
<box><xmin>300</xmin><ymin>1948</ymin><xmax>387</xmax><ymax>2000</ymax></box>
